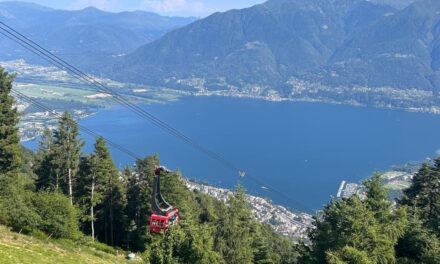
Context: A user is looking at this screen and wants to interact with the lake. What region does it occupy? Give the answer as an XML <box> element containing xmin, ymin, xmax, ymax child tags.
<box><xmin>24</xmin><ymin>96</ymin><xmax>440</xmax><ymax>212</ymax></box>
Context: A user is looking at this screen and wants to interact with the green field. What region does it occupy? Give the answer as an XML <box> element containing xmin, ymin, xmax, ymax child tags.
<box><xmin>15</xmin><ymin>83</ymin><xmax>103</xmax><ymax>104</ymax></box>
<box><xmin>14</xmin><ymin>82</ymin><xmax>182</xmax><ymax>106</ymax></box>
<box><xmin>0</xmin><ymin>226</ymin><xmax>139</xmax><ymax>264</ymax></box>
<box><xmin>384</xmin><ymin>182</ymin><xmax>411</xmax><ymax>190</ymax></box>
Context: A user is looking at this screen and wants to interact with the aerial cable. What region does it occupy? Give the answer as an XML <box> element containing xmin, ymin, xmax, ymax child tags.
<box><xmin>13</xmin><ymin>90</ymin><xmax>312</xmax><ymax>213</ymax></box>
<box><xmin>11</xmin><ymin>90</ymin><xmax>143</xmax><ymax>160</ymax></box>
<box><xmin>1</xmin><ymin>22</ymin><xmax>313</xmax><ymax>213</ymax></box>
<box><xmin>0</xmin><ymin>22</ymin><xmax>240</xmax><ymax>173</ymax></box>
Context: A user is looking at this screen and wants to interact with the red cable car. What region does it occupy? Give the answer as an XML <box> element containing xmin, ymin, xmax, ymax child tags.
<box><xmin>149</xmin><ymin>166</ymin><xmax>179</xmax><ymax>234</ymax></box>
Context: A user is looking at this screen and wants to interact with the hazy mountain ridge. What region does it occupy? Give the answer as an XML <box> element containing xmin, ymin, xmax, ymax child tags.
<box><xmin>314</xmin><ymin>0</ymin><xmax>440</xmax><ymax>90</ymax></box>
<box><xmin>110</xmin><ymin>0</ymin><xmax>394</xmax><ymax>87</ymax></box>
<box><xmin>109</xmin><ymin>0</ymin><xmax>440</xmax><ymax>111</ymax></box>
<box><xmin>0</xmin><ymin>1</ymin><xmax>196</xmax><ymax>69</ymax></box>
<box><xmin>2</xmin><ymin>0</ymin><xmax>438</xmax><ymax>110</ymax></box>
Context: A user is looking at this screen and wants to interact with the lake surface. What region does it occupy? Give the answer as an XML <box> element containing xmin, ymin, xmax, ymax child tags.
<box><xmin>24</xmin><ymin>96</ymin><xmax>440</xmax><ymax>212</ymax></box>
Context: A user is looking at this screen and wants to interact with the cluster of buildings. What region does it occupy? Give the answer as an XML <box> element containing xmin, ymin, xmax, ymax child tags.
<box><xmin>185</xmin><ymin>180</ymin><xmax>314</xmax><ymax>241</ymax></box>
<box><xmin>336</xmin><ymin>181</ymin><xmax>361</xmax><ymax>199</ymax></box>
<box><xmin>336</xmin><ymin>168</ymin><xmax>418</xmax><ymax>200</ymax></box>
<box><xmin>15</xmin><ymin>96</ymin><xmax>92</xmax><ymax>142</ymax></box>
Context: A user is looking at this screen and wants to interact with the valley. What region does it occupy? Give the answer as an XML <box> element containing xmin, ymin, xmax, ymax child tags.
<box><xmin>7</xmin><ymin>58</ymin><xmax>440</xmax><ymax>213</ymax></box>
<box><xmin>8</xmin><ymin>58</ymin><xmax>433</xmax><ymax>243</ymax></box>
<box><xmin>2</xmin><ymin>59</ymin><xmax>183</xmax><ymax>141</ymax></box>
<box><xmin>8</xmin><ymin>58</ymin><xmax>440</xmax><ymax>145</ymax></box>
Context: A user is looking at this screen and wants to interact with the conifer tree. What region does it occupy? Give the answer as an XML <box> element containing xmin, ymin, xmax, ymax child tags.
<box><xmin>75</xmin><ymin>139</ymin><xmax>109</xmax><ymax>241</ymax></box>
<box><xmin>396</xmin><ymin>215</ymin><xmax>440</xmax><ymax>263</ymax></box>
<box><xmin>253</xmin><ymin>238</ymin><xmax>274</xmax><ymax>264</ymax></box>
<box><xmin>364</xmin><ymin>174</ymin><xmax>407</xmax><ymax>242</ymax></box>
<box><xmin>52</xmin><ymin>112</ymin><xmax>83</xmax><ymax>204</ymax></box>
<box><xmin>0</xmin><ymin>68</ymin><xmax>38</xmax><ymax>234</ymax></box>
<box><xmin>35</xmin><ymin>128</ymin><xmax>59</xmax><ymax>190</ymax></box>
<box><xmin>0</xmin><ymin>67</ymin><xmax>21</xmax><ymax>175</ymax></box>
<box><xmin>401</xmin><ymin>160</ymin><xmax>440</xmax><ymax>236</ymax></box>
<box><xmin>215</xmin><ymin>186</ymin><xmax>254</xmax><ymax>264</ymax></box>
<box><xmin>307</xmin><ymin>174</ymin><xmax>407</xmax><ymax>264</ymax></box>
<box><xmin>88</xmin><ymin>137</ymin><xmax>127</xmax><ymax>246</ymax></box>
<box><xmin>89</xmin><ymin>137</ymin><xmax>112</xmax><ymax>241</ymax></box>
<box><xmin>125</xmin><ymin>156</ymin><xmax>158</xmax><ymax>250</ymax></box>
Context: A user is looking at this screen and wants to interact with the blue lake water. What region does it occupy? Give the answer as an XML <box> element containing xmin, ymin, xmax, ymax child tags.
<box><xmin>24</xmin><ymin>96</ymin><xmax>440</xmax><ymax>212</ymax></box>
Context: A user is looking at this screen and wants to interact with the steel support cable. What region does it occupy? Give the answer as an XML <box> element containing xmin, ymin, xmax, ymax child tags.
<box><xmin>12</xmin><ymin>90</ymin><xmax>142</xmax><ymax>160</ymax></box>
<box><xmin>0</xmin><ymin>23</ymin><xmax>239</xmax><ymax>172</ymax></box>
<box><xmin>1</xmin><ymin>22</ymin><xmax>313</xmax><ymax>213</ymax></box>
<box><xmin>14</xmin><ymin>89</ymin><xmax>312</xmax><ymax>212</ymax></box>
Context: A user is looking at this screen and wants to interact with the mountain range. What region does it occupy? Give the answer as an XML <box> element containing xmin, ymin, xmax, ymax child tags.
<box><xmin>107</xmin><ymin>0</ymin><xmax>440</xmax><ymax>110</ymax></box>
<box><xmin>1</xmin><ymin>0</ymin><xmax>439</xmax><ymax>110</ymax></box>
<box><xmin>0</xmin><ymin>1</ymin><xmax>196</xmax><ymax>69</ymax></box>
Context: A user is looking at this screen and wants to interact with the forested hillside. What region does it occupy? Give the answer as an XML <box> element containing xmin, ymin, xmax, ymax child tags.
<box><xmin>2</xmin><ymin>66</ymin><xmax>440</xmax><ymax>263</ymax></box>
<box><xmin>110</xmin><ymin>0</ymin><xmax>440</xmax><ymax>111</ymax></box>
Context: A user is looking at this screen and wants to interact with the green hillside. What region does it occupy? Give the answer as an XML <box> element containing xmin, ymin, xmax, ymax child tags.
<box><xmin>0</xmin><ymin>225</ymin><xmax>137</xmax><ymax>264</ymax></box>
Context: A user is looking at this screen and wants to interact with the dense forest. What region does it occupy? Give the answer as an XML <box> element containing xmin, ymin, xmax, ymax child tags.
<box><xmin>1</xmin><ymin>67</ymin><xmax>440</xmax><ymax>263</ymax></box>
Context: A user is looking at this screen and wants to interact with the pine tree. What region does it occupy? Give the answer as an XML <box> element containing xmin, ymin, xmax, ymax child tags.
<box><xmin>307</xmin><ymin>174</ymin><xmax>407</xmax><ymax>264</ymax></box>
<box><xmin>364</xmin><ymin>173</ymin><xmax>407</xmax><ymax>242</ymax></box>
<box><xmin>396</xmin><ymin>215</ymin><xmax>440</xmax><ymax>263</ymax></box>
<box><xmin>52</xmin><ymin>112</ymin><xmax>84</xmax><ymax>204</ymax></box>
<box><xmin>88</xmin><ymin>137</ymin><xmax>112</xmax><ymax>242</ymax></box>
<box><xmin>75</xmin><ymin>153</ymin><xmax>104</xmax><ymax>242</ymax></box>
<box><xmin>215</xmin><ymin>186</ymin><xmax>254</xmax><ymax>264</ymax></box>
<box><xmin>0</xmin><ymin>68</ymin><xmax>37</xmax><ymax>234</ymax></box>
<box><xmin>89</xmin><ymin>137</ymin><xmax>127</xmax><ymax>246</ymax></box>
<box><xmin>102</xmin><ymin>166</ymin><xmax>127</xmax><ymax>246</ymax></box>
<box><xmin>125</xmin><ymin>156</ymin><xmax>158</xmax><ymax>251</ymax></box>
<box><xmin>34</xmin><ymin>128</ymin><xmax>58</xmax><ymax>190</ymax></box>
<box><xmin>364</xmin><ymin>173</ymin><xmax>391</xmax><ymax>221</ymax></box>
<box><xmin>401</xmin><ymin>160</ymin><xmax>440</xmax><ymax>236</ymax></box>
<box><xmin>253</xmin><ymin>238</ymin><xmax>274</xmax><ymax>264</ymax></box>
<box><xmin>0</xmin><ymin>67</ymin><xmax>21</xmax><ymax>175</ymax></box>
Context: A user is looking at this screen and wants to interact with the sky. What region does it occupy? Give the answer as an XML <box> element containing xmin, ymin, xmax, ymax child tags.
<box><xmin>3</xmin><ymin>0</ymin><xmax>266</xmax><ymax>17</ymax></box>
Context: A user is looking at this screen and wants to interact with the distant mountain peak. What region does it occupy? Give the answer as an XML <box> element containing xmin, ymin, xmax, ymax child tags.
<box><xmin>80</xmin><ymin>6</ymin><xmax>105</xmax><ymax>13</ymax></box>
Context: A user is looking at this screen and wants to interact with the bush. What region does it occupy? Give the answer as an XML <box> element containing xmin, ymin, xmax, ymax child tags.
<box><xmin>0</xmin><ymin>174</ymin><xmax>41</xmax><ymax>233</ymax></box>
<box><xmin>31</xmin><ymin>229</ymin><xmax>49</xmax><ymax>240</ymax></box>
<box><xmin>32</xmin><ymin>192</ymin><xmax>79</xmax><ymax>239</ymax></box>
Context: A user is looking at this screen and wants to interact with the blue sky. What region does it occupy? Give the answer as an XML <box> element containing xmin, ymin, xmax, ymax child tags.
<box><xmin>4</xmin><ymin>0</ymin><xmax>266</xmax><ymax>17</ymax></box>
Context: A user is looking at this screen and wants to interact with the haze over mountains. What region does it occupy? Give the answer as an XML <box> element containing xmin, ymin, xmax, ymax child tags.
<box><xmin>1</xmin><ymin>0</ymin><xmax>439</xmax><ymax>110</ymax></box>
<box><xmin>105</xmin><ymin>0</ymin><xmax>439</xmax><ymax>110</ymax></box>
<box><xmin>0</xmin><ymin>1</ymin><xmax>196</xmax><ymax>68</ymax></box>
<box><xmin>113</xmin><ymin>0</ymin><xmax>397</xmax><ymax>84</ymax></box>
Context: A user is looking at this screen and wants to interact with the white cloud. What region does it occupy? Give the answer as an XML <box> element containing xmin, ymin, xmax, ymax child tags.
<box><xmin>140</xmin><ymin>0</ymin><xmax>212</xmax><ymax>16</ymax></box>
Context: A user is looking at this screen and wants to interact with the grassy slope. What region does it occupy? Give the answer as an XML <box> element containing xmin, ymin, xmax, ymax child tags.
<box><xmin>0</xmin><ymin>225</ymin><xmax>138</xmax><ymax>264</ymax></box>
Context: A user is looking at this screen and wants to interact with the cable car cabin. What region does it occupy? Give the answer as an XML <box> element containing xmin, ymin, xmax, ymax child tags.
<box><xmin>150</xmin><ymin>208</ymin><xmax>179</xmax><ymax>233</ymax></box>
<box><xmin>149</xmin><ymin>166</ymin><xmax>180</xmax><ymax>234</ymax></box>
